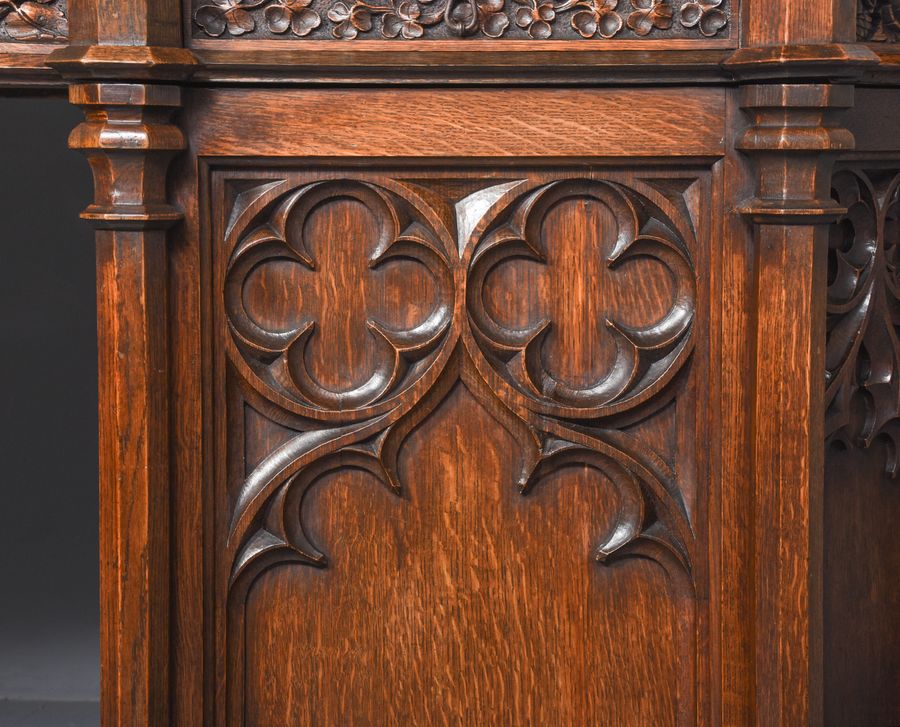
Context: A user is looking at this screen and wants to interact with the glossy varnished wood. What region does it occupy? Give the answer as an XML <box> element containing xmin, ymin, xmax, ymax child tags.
<box><xmin>209</xmin><ymin>165</ymin><xmax>710</xmax><ymax>725</ymax></box>
<box><xmin>0</xmin><ymin>0</ymin><xmax>898</xmax><ymax>725</ymax></box>
<box><xmin>68</xmin><ymin>81</ymin><xmax>186</xmax><ymax>727</ymax></box>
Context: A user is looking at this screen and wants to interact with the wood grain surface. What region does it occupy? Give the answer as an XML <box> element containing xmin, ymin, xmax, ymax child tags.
<box><xmin>189</xmin><ymin>87</ymin><xmax>725</xmax><ymax>159</ymax></box>
<box><xmin>0</xmin><ymin>0</ymin><xmax>896</xmax><ymax>725</ymax></box>
<box><xmin>211</xmin><ymin>166</ymin><xmax>708</xmax><ymax>726</ymax></box>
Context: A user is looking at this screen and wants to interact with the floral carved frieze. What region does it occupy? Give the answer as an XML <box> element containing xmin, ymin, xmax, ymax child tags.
<box><xmin>221</xmin><ymin>173</ymin><xmax>700</xmax><ymax>595</ymax></box>
<box><xmin>858</xmin><ymin>0</ymin><xmax>900</xmax><ymax>41</ymax></box>
<box><xmin>0</xmin><ymin>0</ymin><xmax>67</xmax><ymax>41</ymax></box>
<box><xmin>192</xmin><ymin>0</ymin><xmax>729</xmax><ymax>39</ymax></box>
<box><xmin>827</xmin><ymin>167</ymin><xmax>900</xmax><ymax>475</ymax></box>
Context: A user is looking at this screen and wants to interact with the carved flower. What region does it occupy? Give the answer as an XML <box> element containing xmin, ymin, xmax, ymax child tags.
<box><xmin>447</xmin><ymin>0</ymin><xmax>510</xmax><ymax>38</ymax></box>
<box><xmin>571</xmin><ymin>0</ymin><xmax>623</xmax><ymax>38</ymax></box>
<box><xmin>514</xmin><ymin>0</ymin><xmax>556</xmax><ymax>39</ymax></box>
<box><xmin>327</xmin><ymin>0</ymin><xmax>373</xmax><ymax>38</ymax></box>
<box><xmin>0</xmin><ymin>0</ymin><xmax>68</xmax><ymax>40</ymax></box>
<box><xmin>477</xmin><ymin>0</ymin><xmax>511</xmax><ymax>36</ymax></box>
<box><xmin>382</xmin><ymin>1</ymin><xmax>424</xmax><ymax>38</ymax></box>
<box><xmin>627</xmin><ymin>0</ymin><xmax>672</xmax><ymax>35</ymax></box>
<box><xmin>265</xmin><ymin>0</ymin><xmax>321</xmax><ymax>36</ymax></box>
<box><xmin>679</xmin><ymin>0</ymin><xmax>726</xmax><ymax>36</ymax></box>
<box><xmin>194</xmin><ymin>0</ymin><xmax>266</xmax><ymax>36</ymax></box>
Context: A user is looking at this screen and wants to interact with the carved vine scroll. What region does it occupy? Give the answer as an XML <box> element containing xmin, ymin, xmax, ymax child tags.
<box><xmin>827</xmin><ymin>167</ymin><xmax>900</xmax><ymax>475</ymax></box>
<box><xmin>191</xmin><ymin>0</ymin><xmax>729</xmax><ymax>40</ymax></box>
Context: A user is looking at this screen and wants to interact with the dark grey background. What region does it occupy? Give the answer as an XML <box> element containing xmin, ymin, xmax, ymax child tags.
<box><xmin>0</xmin><ymin>97</ymin><xmax>100</xmax><ymax>706</ymax></box>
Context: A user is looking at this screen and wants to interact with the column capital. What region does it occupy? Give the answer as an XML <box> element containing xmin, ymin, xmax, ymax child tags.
<box><xmin>68</xmin><ymin>82</ymin><xmax>186</xmax><ymax>230</ymax></box>
<box><xmin>737</xmin><ymin>83</ymin><xmax>856</xmax><ymax>225</ymax></box>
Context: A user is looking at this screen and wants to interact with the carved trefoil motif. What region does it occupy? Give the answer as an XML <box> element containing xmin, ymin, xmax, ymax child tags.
<box><xmin>192</xmin><ymin>0</ymin><xmax>729</xmax><ymax>39</ymax></box>
<box><xmin>827</xmin><ymin>167</ymin><xmax>900</xmax><ymax>474</ymax></box>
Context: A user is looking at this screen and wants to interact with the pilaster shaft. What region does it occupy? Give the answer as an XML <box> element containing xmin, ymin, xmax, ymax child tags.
<box><xmin>70</xmin><ymin>82</ymin><xmax>184</xmax><ymax>727</ymax></box>
<box><xmin>737</xmin><ymin>83</ymin><xmax>855</xmax><ymax>726</ymax></box>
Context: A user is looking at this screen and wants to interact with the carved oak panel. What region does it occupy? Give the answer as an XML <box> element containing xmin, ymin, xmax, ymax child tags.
<box><xmin>210</xmin><ymin>166</ymin><xmax>710</xmax><ymax>725</ymax></box>
<box><xmin>824</xmin><ymin>161</ymin><xmax>900</xmax><ymax>726</ymax></box>
<box><xmin>190</xmin><ymin>0</ymin><xmax>731</xmax><ymax>40</ymax></box>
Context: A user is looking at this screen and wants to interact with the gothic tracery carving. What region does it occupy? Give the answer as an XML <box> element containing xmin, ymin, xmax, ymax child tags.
<box><xmin>858</xmin><ymin>0</ymin><xmax>900</xmax><ymax>42</ymax></box>
<box><xmin>221</xmin><ymin>173</ymin><xmax>699</xmax><ymax>590</ymax></box>
<box><xmin>827</xmin><ymin>167</ymin><xmax>900</xmax><ymax>475</ymax></box>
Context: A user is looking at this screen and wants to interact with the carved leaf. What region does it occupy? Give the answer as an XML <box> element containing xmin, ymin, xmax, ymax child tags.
<box><xmin>1</xmin><ymin>0</ymin><xmax>67</xmax><ymax>40</ymax></box>
<box><xmin>191</xmin><ymin>0</ymin><xmax>725</xmax><ymax>39</ymax></box>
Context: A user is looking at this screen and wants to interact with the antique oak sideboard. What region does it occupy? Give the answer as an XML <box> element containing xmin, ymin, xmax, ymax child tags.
<box><xmin>1</xmin><ymin>0</ymin><xmax>898</xmax><ymax>724</ymax></box>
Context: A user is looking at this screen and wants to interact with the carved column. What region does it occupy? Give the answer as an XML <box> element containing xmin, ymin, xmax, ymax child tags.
<box><xmin>47</xmin><ymin>3</ymin><xmax>196</xmax><ymax>724</ymax></box>
<box><xmin>736</xmin><ymin>82</ymin><xmax>855</xmax><ymax>726</ymax></box>
<box><xmin>68</xmin><ymin>82</ymin><xmax>184</xmax><ymax>727</ymax></box>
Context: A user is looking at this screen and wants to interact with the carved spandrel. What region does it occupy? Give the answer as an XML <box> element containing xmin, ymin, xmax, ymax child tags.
<box><xmin>242</xmin><ymin>386</ymin><xmax>688</xmax><ymax>726</ymax></box>
<box><xmin>191</xmin><ymin>0</ymin><xmax>730</xmax><ymax>40</ymax></box>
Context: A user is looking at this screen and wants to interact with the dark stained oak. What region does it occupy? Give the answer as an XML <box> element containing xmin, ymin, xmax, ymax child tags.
<box><xmin>0</xmin><ymin>1</ymin><xmax>898</xmax><ymax>725</ymax></box>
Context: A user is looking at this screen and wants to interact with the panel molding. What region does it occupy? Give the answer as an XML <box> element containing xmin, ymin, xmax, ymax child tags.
<box><xmin>214</xmin><ymin>168</ymin><xmax>706</xmax><ymax>726</ymax></box>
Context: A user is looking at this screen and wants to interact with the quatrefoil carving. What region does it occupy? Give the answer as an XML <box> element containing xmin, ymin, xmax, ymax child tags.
<box><xmin>225</xmin><ymin>180</ymin><xmax>455</xmax><ymax>415</ymax></box>
<box><xmin>467</xmin><ymin>180</ymin><xmax>695</xmax><ymax>417</ymax></box>
<box><xmin>223</xmin><ymin>175</ymin><xmax>702</xmax><ymax>710</ymax></box>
